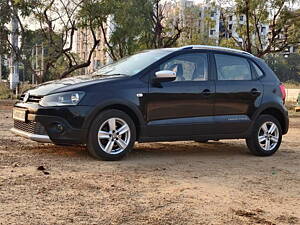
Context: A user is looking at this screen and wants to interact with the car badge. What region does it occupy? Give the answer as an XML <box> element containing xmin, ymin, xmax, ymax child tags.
<box><xmin>23</xmin><ymin>93</ymin><xmax>30</xmax><ymax>103</ymax></box>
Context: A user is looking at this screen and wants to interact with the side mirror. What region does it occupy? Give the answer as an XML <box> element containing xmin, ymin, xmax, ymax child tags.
<box><xmin>154</xmin><ymin>70</ymin><xmax>176</xmax><ymax>83</ymax></box>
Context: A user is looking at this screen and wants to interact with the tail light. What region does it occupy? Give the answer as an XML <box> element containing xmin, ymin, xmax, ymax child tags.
<box><xmin>279</xmin><ymin>84</ymin><xmax>286</xmax><ymax>104</ymax></box>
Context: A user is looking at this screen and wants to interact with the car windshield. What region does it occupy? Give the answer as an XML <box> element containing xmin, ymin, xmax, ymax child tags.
<box><xmin>92</xmin><ymin>49</ymin><xmax>175</xmax><ymax>76</ymax></box>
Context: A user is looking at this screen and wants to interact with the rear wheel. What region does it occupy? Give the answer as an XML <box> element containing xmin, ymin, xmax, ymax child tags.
<box><xmin>87</xmin><ymin>109</ymin><xmax>136</xmax><ymax>160</ymax></box>
<box><xmin>246</xmin><ymin>115</ymin><xmax>282</xmax><ymax>156</ymax></box>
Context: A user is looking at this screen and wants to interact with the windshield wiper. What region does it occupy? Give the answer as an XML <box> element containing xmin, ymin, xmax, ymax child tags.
<box><xmin>107</xmin><ymin>73</ymin><xmax>129</xmax><ymax>76</ymax></box>
<box><xmin>91</xmin><ymin>74</ymin><xmax>107</xmax><ymax>78</ymax></box>
<box><xmin>92</xmin><ymin>73</ymin><xmax>128</xmax><ymax>78</ymax></box>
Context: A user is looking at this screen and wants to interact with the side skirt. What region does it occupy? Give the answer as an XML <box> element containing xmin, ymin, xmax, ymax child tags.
<box><xmin>138</xmin><ymin>133</ymin><xmax>249</xmax><ymax>143</ymax></box>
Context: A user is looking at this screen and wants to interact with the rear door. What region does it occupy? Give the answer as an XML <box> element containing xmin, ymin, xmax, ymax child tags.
<box><xmin>213</xmin><ymin>53</ymin><xmax>263</xmax><ymax>134</ymax></box>
<box><xmin>145</xmin><ymin>51</ymin><xmax>215</xmax><ymax>138</ymax></box>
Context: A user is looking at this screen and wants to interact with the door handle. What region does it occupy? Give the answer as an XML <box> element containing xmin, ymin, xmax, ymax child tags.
<box><xmin>251</xmin><ymin>88</ymin><xmax>261</xmax><ymax>96</ymax></box>
<box><xmin>202</xmin><ymin>89</ymin><xmax>211</xmax><ymax>96</ymax></box>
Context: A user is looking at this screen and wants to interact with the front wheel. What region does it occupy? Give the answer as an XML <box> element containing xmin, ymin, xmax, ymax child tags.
<box><xmin>87</xmin><ymin>109</ymin><xmax>136</xmax><ymax>160</ymax></box>
<box><xmin>246</xmin><ymin>115</ymin><xmax>282</xmax><ymax>156</ymax></box>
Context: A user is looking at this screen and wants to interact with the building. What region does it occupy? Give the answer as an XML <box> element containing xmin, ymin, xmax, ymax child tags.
<box><xmin>176</xmin><ymin>0</ymin><xmax>222</xmax><ymax>45</ymax></box>
<box><xmin>200</xmin><ymin>1</ymin><xmax>221</xmax><ymax>45</ymax></box>
<box><xmin>75</xmin><ymin>28</ymin><xmax>107</xmax><ymax>75</ymax></box>
<box><xmin>74</xmin><ymin>0</ymin><xmax>299</xmax><ymax>69</ymax></box>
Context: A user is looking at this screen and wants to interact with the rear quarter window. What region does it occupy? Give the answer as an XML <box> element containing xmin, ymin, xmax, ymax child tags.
<box><xmin>251</xmin><ymin>61</ymin><xmax>264</xmax><ymax>78</ymax></box>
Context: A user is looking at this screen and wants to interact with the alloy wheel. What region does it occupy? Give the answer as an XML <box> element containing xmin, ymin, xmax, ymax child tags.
<box><xmin>258</xmin><ymin>121</ymin><xmax>279</xmax><ymax>151</ymax></box>
<box><xmin>97</xmin><ymin>117</ymin><xmax>131</xmax><ymax>155</ymax></box>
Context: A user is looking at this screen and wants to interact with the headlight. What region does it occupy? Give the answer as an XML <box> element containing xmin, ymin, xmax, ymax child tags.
<box><xmin>39</xmin><ymin>91</ymin><xmax>85</xmax><ymax>107</ymax></box>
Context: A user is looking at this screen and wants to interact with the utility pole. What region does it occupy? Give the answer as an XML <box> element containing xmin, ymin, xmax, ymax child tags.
<box><xmin>106</xmin><ymin>15</ymin><xmax>115</xmax><ymax>65</ymax></box>
<box><xmin>31</xmin><ymin>48</ymin><xmax>35</xmax><ymax>84</ymax></box>
<box><xmin>0</xmin><ymin>55</ymin><xmax>2</xmax><ymax>83</ymax></box>
<box><xmin>35</xmin><ymin>43</ymin><xmax>39</xmax><ymax>81</ymax></box>
<box><xmin>31</xmin><ymin>43</ymin><xmax>44</xmax><ymax>84</ymax></box>
<box><xmin>9</xmin><ymin>11</ymin><xmax>19</xmax><ymax>90</ymax></box>
<box><xmin>41</xmin><ymin>43</ymin><xmax>44</xmax><ymax>78</ymax></box>
<box><xmin>84</xmin><ymin>28</ymin><xmax>88</xmax><ymax>75</ymax></box>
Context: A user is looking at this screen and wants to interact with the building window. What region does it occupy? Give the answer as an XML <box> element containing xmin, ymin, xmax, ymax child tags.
<box><xmin>229</xmin><ymin>15</ymin><xmax>233</xmax><ymax>21</ymax></box>
<box><xmin>210</xmin><ymin>29</ymin><xmax>215</xmax><ymax>35</ymax></box>
<box><xmin>240</xmin><ymin>16</ymin><xmax>244</xmax><ymax>21</ymax></box>
<box><xmin>211</xmin><ymin>11</ymin><xmax>215</xmax><ymax>17</ymax></box>
<box><xmin>261</xmin><ymin>27</ymin><xmax>266</xmax><ymax>34</ymax></box>
<box><xmin>229</xmin><ymin>24</ymin><xmax>232</xmax><ymax>30</ymax></box>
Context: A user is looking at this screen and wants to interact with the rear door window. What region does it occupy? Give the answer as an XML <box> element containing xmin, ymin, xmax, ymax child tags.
<box><xmin>215</xmin><ymin>54</ymin><xmax>252</xmax><ymax>81</ymax></box>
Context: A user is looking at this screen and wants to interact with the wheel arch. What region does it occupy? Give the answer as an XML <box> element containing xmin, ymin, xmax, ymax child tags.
<box><xmin>82</xmin><ymin>100</ymin><xmax>145</xmax><ymax>141</ymax></box>
<box><xmin>253</xmin><ymin>104</ymin><xmax>289</xmax><ymax>135</ymax></box>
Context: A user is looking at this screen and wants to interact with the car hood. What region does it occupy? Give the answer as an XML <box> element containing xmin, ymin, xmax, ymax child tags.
<box><xmin>25</xmin><ymin>75</ymin><xmax>127</xmax><ymax>96</ymax></box>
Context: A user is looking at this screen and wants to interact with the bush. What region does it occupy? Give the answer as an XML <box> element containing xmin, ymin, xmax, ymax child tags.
<box><xmin>0</xmin><ymin>82</ymin><xmax>37</xmax><ymax>100</ymax></box>
<box><xmin>265</xmin><ymin>53</ymin><xmax>300</xmax><ymax>82</ymax></box>
<box><xmin>19</xmin><ymin>83</ymin><xmax>36</xmax><ymax>94</ymax></box>
<box><xmin>0</xmin><ymin>83</ymin><xmax>14</xmax><ymax>99</ymax></box>
<box><xmin>284</xmin><ymin>81</ymin><xmax>300</xmax><ymax>89</ymax></box>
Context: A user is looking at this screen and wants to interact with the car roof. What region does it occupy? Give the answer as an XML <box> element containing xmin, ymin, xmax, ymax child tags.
<box><xmin>177</xmin><ymin>45</ymin><xmax>255</xmax><ymax>57</ymax></box>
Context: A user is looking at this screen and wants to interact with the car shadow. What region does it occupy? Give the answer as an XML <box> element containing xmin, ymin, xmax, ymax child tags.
<box><xmin>129</xmin><ymin>141</ymin><xmax>250</xmax><ymax>159</ymax></box>
<box><xmin>16</xmin><ymin>140</ymin><xmax>250</xmax><ymax>162</ymax></box>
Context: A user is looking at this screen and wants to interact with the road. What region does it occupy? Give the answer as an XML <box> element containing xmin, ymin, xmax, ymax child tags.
<box><xmin>0</xmin><ymin>103</ymin><xmax>299</xmax><ymax>225</ymax></box>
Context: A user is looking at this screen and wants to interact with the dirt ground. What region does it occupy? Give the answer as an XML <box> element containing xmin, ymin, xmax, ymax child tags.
<box><xmin>0</xmin><ymin>102</ymin><xmax>299</xmax><ymax>225</ymax></box>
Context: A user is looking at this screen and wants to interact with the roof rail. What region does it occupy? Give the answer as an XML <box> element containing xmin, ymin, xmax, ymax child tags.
<box><xmin>181</xmin><ymin>45</ymin><xmax>255</xmax><ymax>57</ymax></box>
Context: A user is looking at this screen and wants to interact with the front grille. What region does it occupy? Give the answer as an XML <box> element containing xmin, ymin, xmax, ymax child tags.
<box><xmin>14</xmin><ymin>120</ymin><xmax>47</xmax><ymax>135</ymax></box>
<box><xmin>19</xmin><ymin>95</ymin><xmax>42</xmax><ymax>103</ymax></box>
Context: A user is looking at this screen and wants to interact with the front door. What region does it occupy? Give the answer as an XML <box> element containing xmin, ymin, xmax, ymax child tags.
<box><xmin>145</xmin><ymin>52</ymin><xmax>215</xmax><ymax>138</ymax></box>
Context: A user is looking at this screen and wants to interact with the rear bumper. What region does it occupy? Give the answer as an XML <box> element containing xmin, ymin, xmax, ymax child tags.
<box><xmin>11</xmin><ymin>128</ymin><xmax>51</xmax><ymax>143</ymax></box>
<box><xmin>283</xmin><ymin>108</ymin><xmax>289</xmax><ymax>135</ymax></box>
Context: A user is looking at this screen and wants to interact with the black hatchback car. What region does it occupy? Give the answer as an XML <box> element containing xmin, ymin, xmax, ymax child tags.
<box><xmin>11</xmin><ymin>45</ymin><xmax>289</xmax><ymax>160</ymax></box>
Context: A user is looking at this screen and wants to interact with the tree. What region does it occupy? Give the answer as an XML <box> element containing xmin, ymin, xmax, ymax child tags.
<box><xmin>146</xmin><ymin>0</ymin><xmax>182</xmax><ymax>49</ymax></box>
<box><xmin>80</xmin><ymin>0</ymin><xmax>182</xmax><ymax>61</ymax></box>
<box><xmin>178</xmin><ymin>1</ymin><xmax>220</xmax><ymax>46</ymax></box>
<box><xmin>220</xmin><ymin>0</ymin><xmax>300</xmax><ymax>57</ymax></box>
<box><xmin>265</xmin><ymin>53</ymin><xmax>300</xmax><ymax>82</ymax></box>
<box><xmin>79</xmin><ymin>0</ymin><xmax>153</xmax><ymax>61</ymax></box>
<box><xmin>0</xmin><ymin>0</ymin><xmax>102</xmax><ymax>82</ymax></box>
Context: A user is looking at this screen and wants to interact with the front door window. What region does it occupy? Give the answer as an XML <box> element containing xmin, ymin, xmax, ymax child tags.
<box><xmin>160</xmin><ymin>53</ymin><xmax>208</xmax><ymax>81</ymax></box>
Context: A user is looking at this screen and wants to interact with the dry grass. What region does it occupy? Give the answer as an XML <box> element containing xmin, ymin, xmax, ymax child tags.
<box><xmin>284</xmin><ymin>81</ymin><xmax>300</xmax><ymax>89</ymax></box>
<box><xmin>0</xmin><ymin>106</ymin><xmax>299</xmax><ymax>225</ymax></box>
<box><xmin>0</xmin><ymin>83</ymin><xmax>14</xmax><ymax>99</ymax></box>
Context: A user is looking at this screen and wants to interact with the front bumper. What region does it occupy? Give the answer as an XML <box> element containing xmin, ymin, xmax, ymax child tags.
<box><xmin>11</xmin><ymin>103</ymin><xmax>93</xmax><ymax>145</ymax></box>
<box><xmin>11</xmin><ymin>128</ymin><xmax>51</xmax><ymax>143</ymax></box>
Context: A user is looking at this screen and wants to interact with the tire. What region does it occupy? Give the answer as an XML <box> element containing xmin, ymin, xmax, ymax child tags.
<box><xmin>246</xmin><ymin>115</ymin><xmax>282</xmax><ymax>156</ymax></box>
<box><xmin>87</xmin><ymin>109</ymin><xmax>136</xmax><ymax>161</ymax></box>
